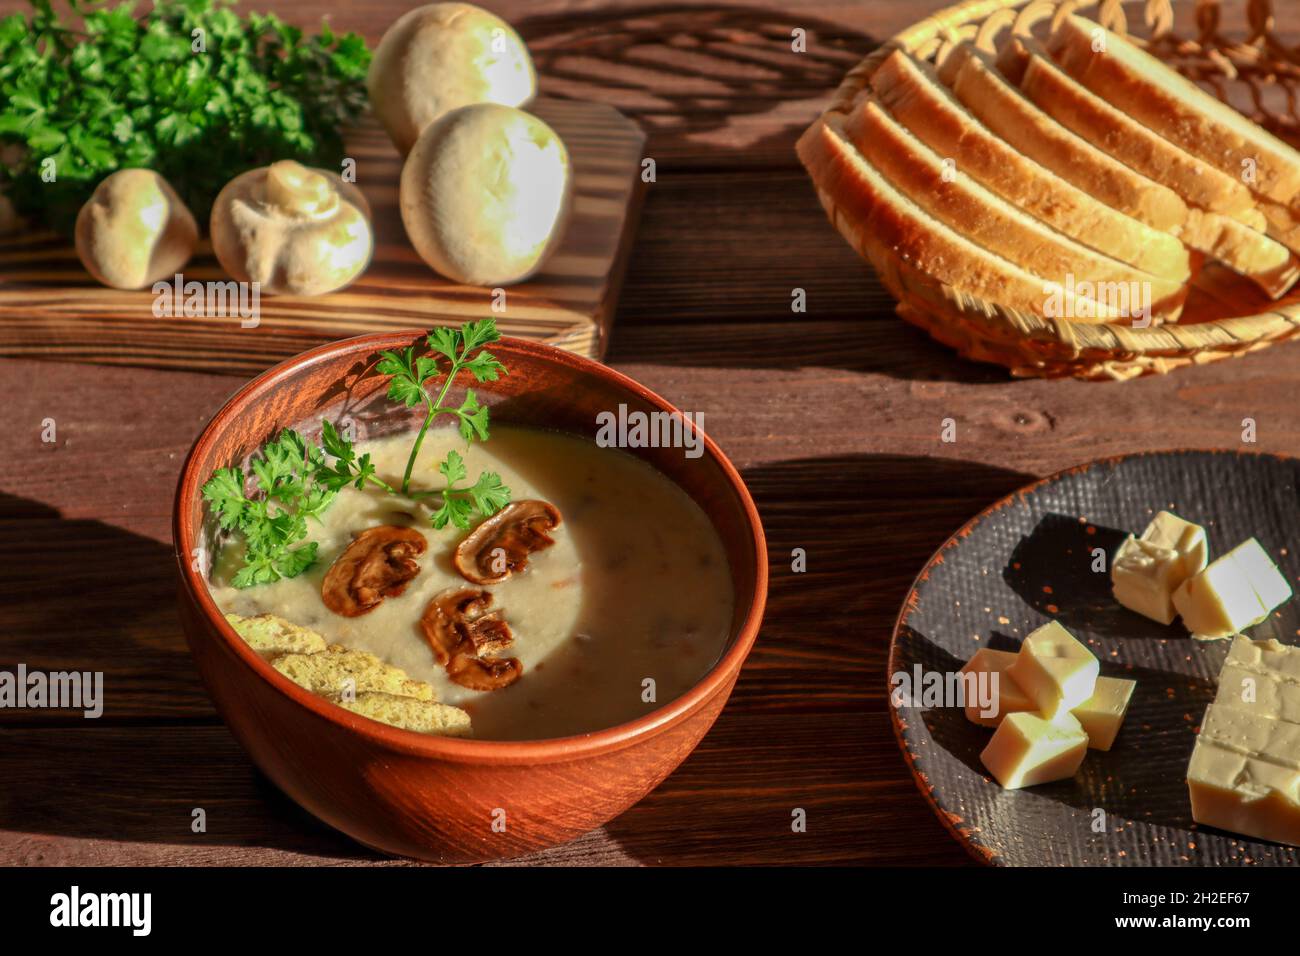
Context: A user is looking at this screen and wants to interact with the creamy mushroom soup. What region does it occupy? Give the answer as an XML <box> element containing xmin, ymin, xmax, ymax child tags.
<box><xmin>210</xmin><ymin>424</ymin><xmax>734</xmax><ymax>740</ymax></box>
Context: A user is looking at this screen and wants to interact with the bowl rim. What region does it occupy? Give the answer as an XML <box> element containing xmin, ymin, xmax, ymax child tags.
<box><xmin>174</xmin><ymin>330</ymin><xmax>768</xmax><ymax>765</ymax></box>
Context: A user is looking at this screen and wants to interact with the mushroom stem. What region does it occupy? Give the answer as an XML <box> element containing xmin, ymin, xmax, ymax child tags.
<box><xmin>265</xmin><ymin>160</ymin><xmax>339</xmax><ymax>218</ymax></box>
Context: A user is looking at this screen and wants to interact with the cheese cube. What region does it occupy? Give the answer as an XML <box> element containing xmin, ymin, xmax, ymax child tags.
<box><xmin>1111</xmin><ymin>511</ymin><xmax>1207</xmax><ymax>625</ymax></box>
<box><xmin>1072</xmin><ymin>677</ymin><xmax>1137</xmax><ymax>751</ymax></box>
<box><xmin>960</xmin><ymin>648</ymin><xmax>1035</xmax><ymax>727</ymax></box>
<box><xmin>980</xmin><ymin>711</ymin><xmax>1088</xmax><ymax>789</ymax></box>
<box><xmin>961</xmin><ymin>647</ymin><xmax>1135</xmax><ymax>748</ymax></box>
<box><xmin>1008</xmin><ymin>621</ymin><xmax>1099</xmax><ymax>719</ymax></box>
<box><xmin>1173</xmin><ymin>538</ymin><xmax>1292</xmax><ymax>640</ymax></box>
<box><xmin>1233</xmin><ymin>540</ymin><xmax>1294</xmax><ymax>616</ymax></box>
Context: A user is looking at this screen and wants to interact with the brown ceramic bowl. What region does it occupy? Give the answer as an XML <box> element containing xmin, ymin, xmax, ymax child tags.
<box><xmin>173</xmin><ymin>331</ymin><xmax>766</xmax><ymax>862</ymax></box>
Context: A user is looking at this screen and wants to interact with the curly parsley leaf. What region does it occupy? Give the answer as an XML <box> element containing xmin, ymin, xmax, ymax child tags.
<box><xmin>200</xmin><ymin>428</ymin><xmax>336</xmax><ymax>588</ymax></box>
<box><xmin>467</xmin><ymin>471</ymin><xmax>511</xmax><ymax>517</ymax></box>
<box><xmin>429</xmin><ymin>450</ymin><xmax>509</xmax><ymax>531</ymax></box>
<box><xmin>0</xmin><ymin>0</ymin><xmax>371</xmax><ymax>233</ymax></box>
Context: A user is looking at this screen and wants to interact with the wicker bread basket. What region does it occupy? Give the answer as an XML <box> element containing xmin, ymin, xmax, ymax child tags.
<box><xmin>810</xmin><ymin>0</ymin><xmax>1300</xmax><ymax>380</ymax></box>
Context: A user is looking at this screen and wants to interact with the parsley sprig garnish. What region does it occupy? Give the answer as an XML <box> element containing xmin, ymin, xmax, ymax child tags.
<box><xmin>375</xmin><ymin>319</ymin><xmax>506</xmax><ymax>502</ymax></box>
<box><xmin>201</xmin><ymin>319</ymin><xmax>513</xmax><ymax>587</ymax></box>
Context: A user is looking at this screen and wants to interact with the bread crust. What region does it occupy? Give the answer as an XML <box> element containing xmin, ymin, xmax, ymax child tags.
<box><xmin>947</xmin><ymin>42</ymin><xmax>1186</xmax><ymax>232</ymax></box>
<box><xmin>1180</xmin><ymin>210</ymin><xmax>1300</xmax><ymax>299</ymax></box>
<box><xmin>797</xmin><ymin>115</ymin><xmax>1123</xmax><ymax>322</ymax></box>
<box><xmin>1017</xmin><ymin>39</ymin><xmax>1261</xmax><ymax>225</ymax></box>
<box><xmin>1048</xmin><ymin>15</ymin><xmax>1300</xmax><ymax>207</ymax></box>
<box><xmin>870</xmin><ymin>51</ymin><xmax>1190</xmax><ymax>285</ymax></box>
<box><xmin>843</xmin><ymin>94</ymin><xmax>1186</xmax><ymax>315</ymax></box>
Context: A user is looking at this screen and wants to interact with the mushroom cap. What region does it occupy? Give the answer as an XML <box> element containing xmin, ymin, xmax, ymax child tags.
<box><xmin>419</xmin><ymin>588</ymin><xmax>523</xmax><ymax>691</ymax></box>
<box><xmin>74</xmin><ymin>169</ymin><xmax>198</xmax><ymax>290</ymax></box>
<box><xmin>367</xmin><ymin>2</ymin><xmax>536</xmax><ymax>155</ymax></box>
<box><xmin>321</xmin><ymin>525</ymin><xmax>428</xmax><ymax>617</ymax></box>
<box><xmin>210</xmin><ymin>160</ymin><xmax>374</xmax><ymax>296</ymax></box>
<box><xmin>452</xmin><ymin>498</ymin><xmax>562</xmax><ymax>585</ymax></box>
<box><xmin>399</xmin><ymin>103</ymin><xmax>572</xmax><ymax>287</ymax></box>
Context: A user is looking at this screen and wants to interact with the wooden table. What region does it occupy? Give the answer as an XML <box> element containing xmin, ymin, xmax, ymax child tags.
<box><xmin>4</xmin><ymin>0</ymin><xmax>1300</xmax><ymax>867</ymax></box>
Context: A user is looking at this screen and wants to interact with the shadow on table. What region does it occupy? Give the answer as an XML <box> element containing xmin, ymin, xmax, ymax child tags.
<box><xmin>607</xmin><ymin>312</ymin><xmax>1011</xmax><ymax>381</ymax></box>
<box><xmin>0</xmin><ymin>493</ymin><xmax>383</xmax><ymax>863</ymax></box>
<box><xmin>602</xmin><ymin>452</ymin><xmax>1033</xmax><ymax>865</ymax></box>
<box><xmin>521</xmin><ymin>4</ymin><xmax>874</xmax><ymax>166</ymax></box>
<box><xmin>521</xmin><ymin>5</ymin><xmax>1018</xmax><ymax>385</ymax></box>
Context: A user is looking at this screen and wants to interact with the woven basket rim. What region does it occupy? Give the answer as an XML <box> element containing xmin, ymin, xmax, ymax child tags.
<box><xmin>813</xmin><ymin>0</ymin><xmax>1300</xmax><ymax>367</ymax></box>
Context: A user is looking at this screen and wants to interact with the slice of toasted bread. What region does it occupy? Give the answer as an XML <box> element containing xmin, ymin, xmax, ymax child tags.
<box><xmin>1257</xmin><ymin>198</ymin><xmax>1300</xmax><ymax>254</ymax></box>
<box><xmin>332</xmin><ymin>692</ymin><xmax>472</xmax><ymax>737</ymax></box>
<box><xmin>1047</xmin><ymin>15</ymin><xmax>1300</xmax><ymax>207</ymax></box>
<box><xmin>1180</xmin><ymin>210</ymin><xmax>1300</xmax><ymax>298</ymax></box>
<box><xmin>226</xmin><ymin>612</ymin><xmax>328</xmax><ymax>660</ymax></box>
<box><xmin>1011</xmin><ymin>37</ymin><xmax>1264</xmax><ymax>228</ymax></box>
<box><xmin>869</xmin><ymin>50</ymin><xmax>1190</xmax><ymax>284</ymax></box>
<box><xmin>977</xmin><ymin>39</ymin><xmax>1294</xmax><ymax>297</ymax></box>
<box><xmin>273</xmin><ymin>644</ymin><xmax>437</xmax><ymax>702</ymax></box>
<box><xmin>797</xmin><ymin>114</ymin><xmax>1122</xmax><ymax>321</ymax></box>
<box><xmin>843</xmin><ymin>94</ymin><xmax>1187</xmax><ymax>315</ymax></box>
<box><xmin>944</xmin><ymin>42</ymin><xmax>1186</xmax><ymax>232</ymax></box>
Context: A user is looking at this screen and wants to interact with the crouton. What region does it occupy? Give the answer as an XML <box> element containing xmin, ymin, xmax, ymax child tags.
<box><xmin>225</xmin><ymin>612</ymin><xmax>328</xmax><ymax>660</ymax></box>
<box><xmin>272</xmin><ymin>644</ymin><xmax>436</xmax><ymax>702</ymax></box>
<box><xmin>331</xmin><ymin>692</ymin><xmax>472</xmax><ymax>737</ymax></box>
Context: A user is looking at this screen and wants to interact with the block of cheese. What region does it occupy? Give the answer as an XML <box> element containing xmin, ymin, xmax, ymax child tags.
<box><xmin>1111</xmin><ymin>511</ymin><xmax>1208</xmax><ymax>625</ymax></box>
<box><xmin>962</xmin><ymin>647</ymin><xmax>1134</xmax><ymax>749</ymax></box>
<box><xmin>1172</xmin><ymin>538</ymin><xmax>1293</xmax><ymax>640</ymax></box>
<box><xmin>1187</xmin><ymin>740</ymin><xmax>1300</xmax><ymax>846</ymax></box>
<box><xmin>1072</xmin><ymin>677</ymin><xmax>1137</xmax><ymax>751</ymax></box>
<box><xmin>1215</xmin><ymin>665</ymin><xmax>1300</xmax><ymax>724</ymax></box>
<box><xmin>960</xmin><ymin>648</ymin><xmax>1035</xmax><ymax>726</ymax></box>
<box><xmin>1187</xmin><ymin>638</ymin><xmax>1300</xmax><ymax>846</ymax></box>
<box><xmin>1199</xmin><ymin>703</ymin><xmax>1300</xmax><ymax>769</ymax></box>
<box><xmin>981</xmin><ymin>711</ymin><xmax>1089</xmax><ymax>789</ymax></box>
<box><xmin>1227</xmin><ymin>635</ymin><xmax>1300</xmax><ymax>682</ymax></box>
<box><xmin>1008</xmin><ymin>621</ymin><xmax>1099</xmax><ymax>719</ymax></box>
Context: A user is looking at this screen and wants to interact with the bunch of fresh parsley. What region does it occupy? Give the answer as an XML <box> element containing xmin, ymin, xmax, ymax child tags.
<box><xmin>0</xmin><ymin>0</ymin><xmax>370</xmax><ymax>233</ymax></box>
<box><xmin>202</xmin><ymin>319</ymin><xmax>513</xmax><ymax>588</ymax></box>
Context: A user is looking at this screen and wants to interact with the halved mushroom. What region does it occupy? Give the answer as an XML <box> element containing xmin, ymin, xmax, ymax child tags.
<box><xmin>322</xmin><ymin>526</ymin><xmax>427</xmax><ymax>617</ymax></box>
<box><xmin>452</xmin><ymin>499</ymin><xmax>562</xmax><ymax>585</ymax></box>
<box><xmin>419</xmin><ymin>588</ymin><xmax>522</xmax><ymax>691</ymax></box>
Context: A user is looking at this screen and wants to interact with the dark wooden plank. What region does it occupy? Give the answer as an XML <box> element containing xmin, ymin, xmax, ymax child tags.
<box><xmin>0</xmin><ymin>713</ymin><xmax>967</xmax><ymax>866</ymax></box>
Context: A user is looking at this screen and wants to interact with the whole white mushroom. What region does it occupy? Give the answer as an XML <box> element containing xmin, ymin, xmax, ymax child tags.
<box><xmin>74</xmin><ymin>169</ymin><xmax>198</xmax><ymax>290</ymax></box>
<box><xmin>209</xmin><ymin>160</ymin><xmax>374</xmax><ymax>296</ymax></box>
<box><xmin>368</xmin><ymin>2</ymin><xmax>536</xmax><ymax>155</ymax></box>
<box><xmin>400</xmin><ymin>103</ymin><xmax>572</xmax><ymax>287</ymax></box>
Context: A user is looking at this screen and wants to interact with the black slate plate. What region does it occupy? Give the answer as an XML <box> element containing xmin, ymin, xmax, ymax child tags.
<box><xmin>890</xmin><ymin>450</ymin><xmax>1300</xmax><ymax>866</ymax></box>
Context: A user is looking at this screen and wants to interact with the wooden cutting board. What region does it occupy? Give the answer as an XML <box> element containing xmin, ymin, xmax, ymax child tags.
<box><xmin>0</xmin><ymin>98</ymin><xmax>646</xmax><ymax>376</ymax></box>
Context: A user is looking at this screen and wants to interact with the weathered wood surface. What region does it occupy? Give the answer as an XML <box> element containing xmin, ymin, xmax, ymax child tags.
<box><xmin>0</xmin><ymin>100</ymin><xmax>646</xmax><ymax>370</ymax></box>
<box><xmin>2</xmin><ymin>0</ymin><xmax>1300</xmax><ymax>866</ymax></box>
